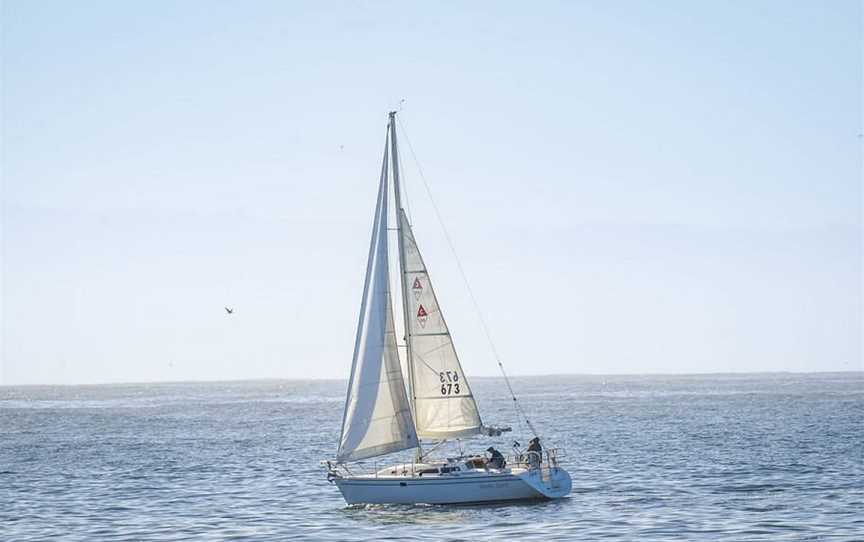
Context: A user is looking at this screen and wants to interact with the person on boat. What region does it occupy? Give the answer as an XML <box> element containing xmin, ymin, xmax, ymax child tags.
<box><xmin>527</xmin><ymin>437</ymin><xmax>543</xmax><ymax>469</ymax></box>
<box><xmin>486</xmin><ymin>446</ymin><xmax>506</xmax><ymax>469</ymax></box>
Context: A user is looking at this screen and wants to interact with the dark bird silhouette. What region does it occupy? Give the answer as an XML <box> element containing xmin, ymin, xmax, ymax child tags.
<box><xmin>225</xmin><ymin>307</ymin><xmax>234</xmax><ymax>314</ymax></box>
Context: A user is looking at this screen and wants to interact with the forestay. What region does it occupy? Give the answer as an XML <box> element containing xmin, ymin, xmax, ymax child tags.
<box><xmin>336</xmin><ymin>139</ymin><xmax>418</xmax><ymax>463</ymax></box>
<box><xmin>399</xmin><ymin>209</ymin><xmax>483</xmax><ymax>439</ymax></box>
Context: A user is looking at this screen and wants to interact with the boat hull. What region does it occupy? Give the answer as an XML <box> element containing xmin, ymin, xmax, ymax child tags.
<box><xmin>335</xmin><ymin>468</ymin><xmax>572</xmax><ymax>505</ymax></box>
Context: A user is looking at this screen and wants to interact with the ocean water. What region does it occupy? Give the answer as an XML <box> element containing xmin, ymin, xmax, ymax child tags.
<box><xmin>1</xmin><ymin>373</ymin><xmax>862</xmax><ymax>541</ymax></box>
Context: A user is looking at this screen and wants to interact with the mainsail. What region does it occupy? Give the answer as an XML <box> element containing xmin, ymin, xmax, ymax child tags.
<box><xmin>398</xmin><ymin>209</ymin><xmax>483</xmax><ymax>439</ymax></box>
<box><xmin>336</xmin><ymin>135</ymin><xmax>418</xmax><ymax>463</ymax></box>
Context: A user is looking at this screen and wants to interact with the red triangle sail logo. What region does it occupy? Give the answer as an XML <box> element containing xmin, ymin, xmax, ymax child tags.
<box><xmin>416</xmin><ymin>304</ymin><xmax>429</xmax><ymax>328</ymax></box>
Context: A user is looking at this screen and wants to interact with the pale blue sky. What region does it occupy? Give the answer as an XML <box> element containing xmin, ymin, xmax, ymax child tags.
<box><xmin>1</xmin><ymin>1</ymin><xmax>861</xmax><ymax>385</ymax></box>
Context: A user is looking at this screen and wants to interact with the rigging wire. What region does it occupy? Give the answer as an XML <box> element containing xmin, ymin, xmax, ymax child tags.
<box><xmin>397</xmin><ymin>137</ymin><xmax>413</xmax><ymax>224</ymax></box>
<box><xmin>395</xmin><ymin>100</ymin><xmax>413</xmax><ymax>222</ymax></box>
<box><xmin>396</xmin><ymin>116</ymin><xmax>538</xmax><ymax>439</ymax></box>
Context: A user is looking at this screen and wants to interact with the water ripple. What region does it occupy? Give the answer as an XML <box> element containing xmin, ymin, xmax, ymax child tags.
<box><xmin>2</xmin><ymin>373</ymin><xmax>862</xmax><ymax>541</ymax></box>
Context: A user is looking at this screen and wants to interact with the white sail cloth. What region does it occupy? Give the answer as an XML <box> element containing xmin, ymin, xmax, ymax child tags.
<box><xmin>336</xmin><ymin>141</ymin><xmax>418</xmax><ymax>463</ymax></box>
<box><xmin>400</xmin><ymin>209</ymin><xmax>483</xmax><ymax>439</ymax></box>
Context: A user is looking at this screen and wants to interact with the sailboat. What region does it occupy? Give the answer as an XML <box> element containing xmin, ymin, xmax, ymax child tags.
<box><xmin>325</xmin><ymin>112</ymin><xmax>572</xmax><ymax>505</ymax></box>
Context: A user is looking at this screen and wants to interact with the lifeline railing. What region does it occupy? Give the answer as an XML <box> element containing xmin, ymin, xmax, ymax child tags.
<box><xmin>508</xmin><ymin>447</ymin><xmax>565</xmax><ymax>467</ymax></box>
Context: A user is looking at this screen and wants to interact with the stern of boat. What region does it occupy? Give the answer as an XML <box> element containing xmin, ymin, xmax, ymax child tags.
<box><xmin>514</xmin><ymin>464</ymin><xmax>572</xmax><ymax>499</ymax></box>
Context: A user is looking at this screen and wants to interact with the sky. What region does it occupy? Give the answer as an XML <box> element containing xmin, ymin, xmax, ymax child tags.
<box><xmin>1</xmin><ymin>1</ymin><xmax>861</xmax><ymax>385</ymax></box>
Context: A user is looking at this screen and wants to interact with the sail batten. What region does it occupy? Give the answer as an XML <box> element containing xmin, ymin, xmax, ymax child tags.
<box><xmin>398</xmin><ymin>209</ymin><xmax>483</xmax><ymax>439</ymax></box>
<box><xmin>336</xmin><ymin>132</ymin><xmax>418</xmax><ymax>463</ymax></box>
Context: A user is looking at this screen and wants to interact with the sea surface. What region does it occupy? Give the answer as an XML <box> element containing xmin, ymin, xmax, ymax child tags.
<box><xmin>1</xmin><ymin>373</ymin><xmax>862</xmax><ymax>541</ymax></box>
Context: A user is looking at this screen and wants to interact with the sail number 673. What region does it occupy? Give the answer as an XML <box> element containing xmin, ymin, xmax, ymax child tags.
<box><xmin>439</xmin><ymin>371</ymin><xmax>461</xmax><ymax>395</ymax></box>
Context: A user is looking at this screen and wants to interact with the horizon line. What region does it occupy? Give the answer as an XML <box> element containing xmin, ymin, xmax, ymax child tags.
<box><xmin>1</xmin><ymin>368</ymin><xmax>861</xmax><ymax>389</ymax></box>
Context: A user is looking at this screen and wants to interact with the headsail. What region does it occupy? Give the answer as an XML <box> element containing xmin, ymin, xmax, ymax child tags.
<box><xmin>336</xmin><ymin>135</ymin><xmax>418</xmax><ymax>463</ymax></box>
<box><xmin>399</xmin><ymin>209</ymin><xmax>483</xmax><ymax>439</ymax></box>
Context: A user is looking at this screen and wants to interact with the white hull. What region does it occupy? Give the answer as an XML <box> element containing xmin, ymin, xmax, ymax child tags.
<box><xmin>335</xmin><ymin>467</ymin><xmax>572</xmax><ymax>505</ymax></box>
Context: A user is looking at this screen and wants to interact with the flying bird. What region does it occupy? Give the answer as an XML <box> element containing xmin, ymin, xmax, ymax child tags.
<box><xmin>225</xmin><ymin>307</ymin><xmax>234</xmax><ymax>314</ymax></box>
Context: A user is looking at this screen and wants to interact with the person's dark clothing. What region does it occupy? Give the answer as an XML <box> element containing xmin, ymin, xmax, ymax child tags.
<box><xmin>527</xmin><ymin>438</ymin><xmax>543</xmax><ymax>467</ymax></box>
<box><xmin>488</xmin><ymin>448</ymin><xmax>506</xmax><ymax>469</ymax></box>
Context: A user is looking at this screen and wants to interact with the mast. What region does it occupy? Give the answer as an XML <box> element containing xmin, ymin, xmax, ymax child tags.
<box><xmin>389</xmin><ymin>111</ymin><xmax>422</xmax><ymax>460</ymax></box>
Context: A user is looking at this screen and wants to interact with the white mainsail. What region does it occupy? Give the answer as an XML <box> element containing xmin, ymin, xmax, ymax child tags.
<box><xmin>336</xmin><ymin>137</ymin><xmax>418</xmax><ymax>463</ymax></box>
<box><xmin>398</xmin><ymin>209</ymin><xmax>483</xmax><ymax>439</ymax></box>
